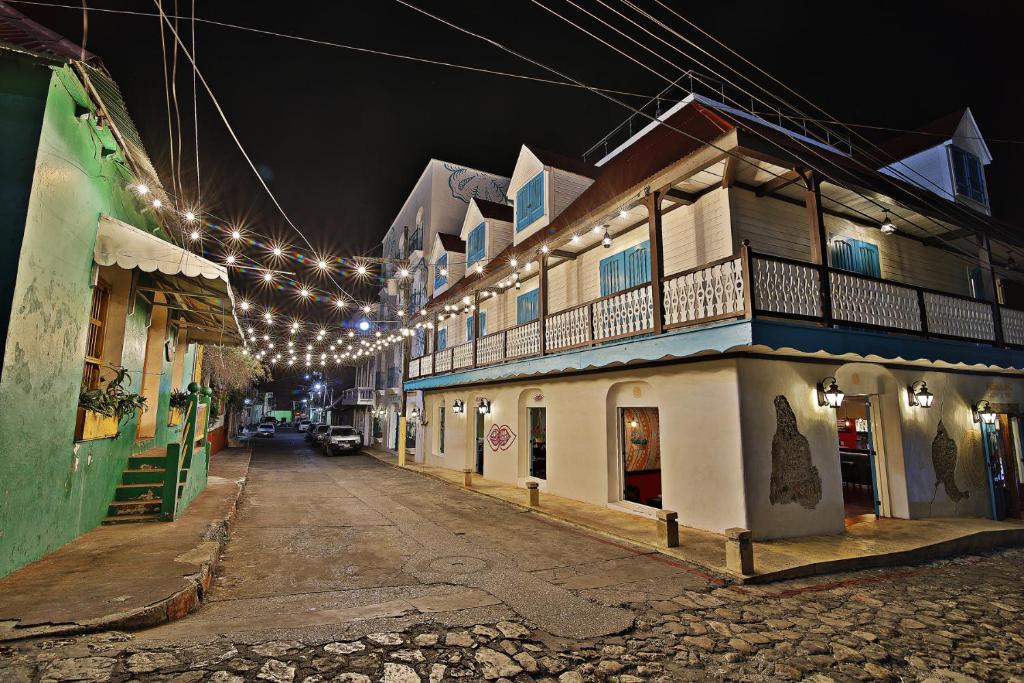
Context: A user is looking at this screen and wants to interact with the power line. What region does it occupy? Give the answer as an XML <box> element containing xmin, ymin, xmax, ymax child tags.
<box><xmin>7</xmin><ymin>0</ymin><xmax>653</xmax><ymax>99</ymax></box>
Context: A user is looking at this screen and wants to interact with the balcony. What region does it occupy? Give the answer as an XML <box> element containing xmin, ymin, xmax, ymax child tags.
<box><xmin>340</xmin><ymin>387</ymin><xmax>375</xmax><ymax>406</ymax></box>
<box><xmin>374</xmin><ymin>372</ymin><xmax>385</xmax><ymax>391</ymax></box>
<box><xmin>408</xmin><ymin>245</ymin><xmax>1024</xmax><ymax>382</ymax></box>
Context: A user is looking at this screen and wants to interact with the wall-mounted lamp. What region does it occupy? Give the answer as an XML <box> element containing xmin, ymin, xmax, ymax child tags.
<box><xmin>452</xmin><ymin>399</ymin><xmax>465</xmax><ymax>414</ymax></box>
<box><xmin>409</xmin><ymin>407</ymin><xmax>420</xmax><ymax>420</ymax></box>
<box><xmin>477</xmin><ymin>398</ymin><xmax>491</xmax><ymax>415</ymax></box>
<box><xmin>907</xmin><ymin>380</ymin><xmax>935</xmax><ymax>408</ymax></box>
<box><xmin>817</xmin><ymin>376</ymin><xmax>845</xmax><ymax>409</ymax></box>
<box><xmin>972</xmin><ymin>400</ymin><xmax>998</xmax><ymax>425</ymax></box>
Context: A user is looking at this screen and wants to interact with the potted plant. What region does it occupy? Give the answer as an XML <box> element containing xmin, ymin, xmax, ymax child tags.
<box><xmin>77</xmin><ymin>367</ymin><xmax>149</xmax><ymax>440</ymax></box>
<box><xmin>168</xmin><ymin>389</ymin><xmax>189</xmax><ymax>426</ymax></box>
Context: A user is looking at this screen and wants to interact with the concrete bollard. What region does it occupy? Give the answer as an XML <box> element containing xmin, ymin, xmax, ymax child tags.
<box><xmin>725</xmin><ymin>527</ymin><xmax>754</xmax><ymax>575</ymax></box>
<box><xmin>462</xmin><ymin>468</ymin><xmax>473</xmax><ymax>487</ymax></box>
<box><xmin>526</xmin><ymin>481</ymin><xmax>540</xmax><ymax>507</ymax></box>
<box><xmin>657</xmin><ymin>509</ymin><xmax>679</xmax><ymax>548</ymax></box>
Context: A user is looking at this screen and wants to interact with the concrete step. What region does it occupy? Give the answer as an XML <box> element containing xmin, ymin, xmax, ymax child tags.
<box><xmin>113</xmin><ymin>483</ymin><xmax>162</xmax><ymax>501</ymax></box>
<box><xmin>122</xmin><ymin>468</ymin><xmax>167</xmax><ymax>484</ymax></box>
<box><xmin>102</xmin><ymin>513</ymin><xmax>164</xmax><ymax>525</ymax></box>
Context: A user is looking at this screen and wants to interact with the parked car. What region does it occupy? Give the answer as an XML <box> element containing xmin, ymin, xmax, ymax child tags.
<box><xmin>303</xmin><ymin>423</ymin><xmax>323</xmax><ymax>442</ymax></box>
<box><xmin>256</xmin><ymin>423</ymin><xmax>276</xmax><ymax>438</ymax></box>
<box><xmin>297</xmin><ymin>420</ymin><xmax>311</xmax><ymax>432</ymax></box>
<box><xmin>325</xmin><ymin>426</ymin><xmax>361</xmax><ymax>455</ymax></box>
<box><xmin>308</xmin><ymin>424</ymin><xmax>330</xmax><ymax>446</ymax></box>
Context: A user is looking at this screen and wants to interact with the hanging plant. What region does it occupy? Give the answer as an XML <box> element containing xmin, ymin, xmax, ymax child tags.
<box><xmin>78</xmin><ymin>367</ymin><xmax>148</xmax><ymax>425</ymax></box>
<box><xmin>168</xmin><ymin>389</ymin><xmax>190</xmax><ymax>411</ymax></box>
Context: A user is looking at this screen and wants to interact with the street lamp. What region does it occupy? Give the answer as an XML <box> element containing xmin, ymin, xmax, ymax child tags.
<box><xmin>817</xmin><ymin>377</ymin><xmax>845</xmax><ymax>409</ymax></box>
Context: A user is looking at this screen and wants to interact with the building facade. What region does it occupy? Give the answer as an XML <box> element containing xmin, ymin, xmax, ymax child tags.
<box><xmin>0</xmin><ymin>8</ymin><xmax>240</xmax><ymax>576</ymax></box>
<box><xmin>403</xmin><ymin>97</ymin><xmax>1024</xmax><ymax>540</ymax></box>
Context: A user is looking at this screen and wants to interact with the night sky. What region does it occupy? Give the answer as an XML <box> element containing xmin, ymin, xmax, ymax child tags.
<box><xmin>13</xmin><ymin>0</ymin><xmax>1024</xmax><ymax>396</ymax></box>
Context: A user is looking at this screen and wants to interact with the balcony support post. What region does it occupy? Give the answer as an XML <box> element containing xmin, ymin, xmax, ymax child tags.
<box><xmin>646</xmin><ymin>189</ymin><xmax>666</xmax><ymax>335</ymax></box>
<box><xmin>803</xmin><ymin>170</ymin><xmax>833</xmax><ymax>325</ymax></box>
<box><xmin>980</xmin><ymin>234</ymin><xmax>1005</xmax><ymax>346</ymax></box>
<box><xmin>472</xmin><ymin>291</ymin><xmax>480</xmax><ymax>367</ymax></box>
<box><xmin>539</xmin><ymin>254</ymin><xmax>549</xmax><ymax>355</ymax></box>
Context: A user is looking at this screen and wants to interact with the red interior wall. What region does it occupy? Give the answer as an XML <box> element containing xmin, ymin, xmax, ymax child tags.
<box><xmin>625</xmin><ymin>471</ymin><xmax>661</xmax><ymax>506</ymax></box>
<box><xmin>207</xmin><ymin>424</ymin><xmax>227</xmax><ymax>456</ymax></box>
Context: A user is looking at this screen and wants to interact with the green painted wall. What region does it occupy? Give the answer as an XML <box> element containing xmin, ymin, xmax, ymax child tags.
<box><xmin>0</xmin><ymin>63</ymin><xmax>194</xmax><ymax>577</ymax></box>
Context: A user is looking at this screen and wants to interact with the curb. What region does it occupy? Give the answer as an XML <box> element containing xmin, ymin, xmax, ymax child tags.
<box><xmin>366</xmin><ymin>450</ymin><xmax>1024</xmax><ymax>586</ymax></box>
<box><xmin>0</xmin><ymin>449</ymin><xmax>252</xmax><ymax>642</ymax></box>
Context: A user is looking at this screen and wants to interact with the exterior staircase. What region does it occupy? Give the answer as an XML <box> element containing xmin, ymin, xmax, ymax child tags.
<box><xmin>102</xmin><ymin>384</ymin><xmax>211</xmax><ymax>525</ymax></box>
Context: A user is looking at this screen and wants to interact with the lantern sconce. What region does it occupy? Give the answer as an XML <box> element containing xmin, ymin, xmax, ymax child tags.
<box><xmin>817</xmin><ymin>376</ymin><xmax>845</xmax><ymax>409</ymax></box>
<box><xmin>477</xmin><ymin>398</ymin><xmax>491</xmax><ymax>415</ymax></box>
<box><xmin>907</xmin><ymin>380</ymin><xmax>935</xmax><ymax>408</ymax></box>
<box><xmin>452</xmin><ymin>399</ymin><xmax>465</xmax><ymax>414</ymax></box>
<box><xmin>972</xmin><ymin>400</ymin><xmax>998</xmax><ymax>425</ymax></box>
<box><xmin>408</xmin><ymin>406</ymin><xmax>420</xmax><ymax>420</ymax></box>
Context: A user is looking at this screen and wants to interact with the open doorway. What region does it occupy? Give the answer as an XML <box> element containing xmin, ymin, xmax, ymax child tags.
<box><xmin>528</xmin><ymin>407</ymin><xmax>546</xmax><ymax>479</ymax></box>
<box><xmin>475</xmin><ymin>410</ymin><xmax>485</xmax><ymax>475</ymax></box>
<box><xmin>835</xmin><ymin>396</ymin><xmax>879</xmax><ymax>521</ymax></box>
<box><xmin>987</xmin><ymin>414</ymin><xmax>1023</xmax><ymax>520</ymax></box>
<box><xmin>620</xmin><ymin>407</ymin><xmax>661</xmax><ymax>509</ymax></box>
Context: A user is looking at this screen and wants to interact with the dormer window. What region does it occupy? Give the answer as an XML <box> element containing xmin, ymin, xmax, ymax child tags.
<box><xmin>434</xmin><ymin>253</ymin><xmax>448</xmax><ymax>289</ymax></box>
<box><xmin>950</xmin><ymin>146</ymin><xmax>987</xmax><ymax>205</ymax></box>
<box><xmin>467</xmin><ymin>222</ymin><xmax>486</xmax><ymax>266</ymax></box>
<box><xmin>515</xmin><ymin>171</ymin><xmax>544</xmax><ymax>231</ymax></box>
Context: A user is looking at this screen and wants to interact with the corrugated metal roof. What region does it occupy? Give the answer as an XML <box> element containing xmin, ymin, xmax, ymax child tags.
<box><xmin>0</xmin><ymin>0</ymin><xmax>97</xmax><ymax>63</ymax></box>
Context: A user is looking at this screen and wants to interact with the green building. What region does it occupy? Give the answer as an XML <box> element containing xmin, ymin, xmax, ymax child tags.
<box><xmin>0</xmin><ymin>7</ymin><xmax>242</xmax><ymax>577</ymax></box>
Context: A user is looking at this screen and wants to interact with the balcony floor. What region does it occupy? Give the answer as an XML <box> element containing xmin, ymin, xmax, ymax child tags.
<box><xmin>366</xmin><ymin>448</ymin><xmax>1024</xmax><ymax>584</ymax></box>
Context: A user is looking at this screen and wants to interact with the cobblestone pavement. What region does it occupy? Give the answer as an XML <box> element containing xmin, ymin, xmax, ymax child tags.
<box><xmin>3</xmin><ymin>436</ymin><xmax>1022</xmax><ymax>682</ymax></box>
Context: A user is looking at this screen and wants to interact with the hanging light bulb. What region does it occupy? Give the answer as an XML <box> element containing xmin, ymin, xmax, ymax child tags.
<box><xmin>880</xmin><ymin>211</ymin><xmax>896</xmax><ymax>235</ymax></box>
<box><xmin>300</xmin><ymin>288</ymin><xmax>310</xmax><ymax>298</ymax></box>
<box><xmin>189</xmin><ymin>230</ymin><xmax>201</xmax><ymax>241</ymax></box>
<box><xmin>571</xmin><ymin>234</ymin><xmax>580</xmax><ymax>244</ymax></box>
<box><xmin>474</xmin><ymin>263</ymin><xmax>483</xmax><ymax>274</ymax></box>
<box><xmin>230</xmin><ymin>229</ymin><xmax>241</xmax><ymax>240</ymax></box>
<box><xmin>272</xmin><ymin>246</ymin><xmax>283</xmax><ymax>257</ymax></box>
<box><xmin>225</xmin><ymin>254</ymin><xmax>236</xmax><ymax>265</ymax></box>
<box><xmin>541</xmin><ymin>245</ymin><xmax>549</xmax><ymax>254</ymax></box>
<box><xmin>184</xmin><ymin>211</ymin><xmax>196</xmax><ymax>222</ymax></box>
<box><xmin>317</xmin><ymin>259</ymin><xmax>329</xmax><ymax>270</ymax></box>
<box><xmin>593</xmin><ymin>224</ymin><xmax>602</xmax><ymax>234</ymax></box>
<box><xmin>240</xmin><ymin>301</ymin><xmax>250</xmax><ymax>311</ymax></box>
<box><xmin>262</xmin><ymin>271</ymin><xmax>273</xmax><ymax>282</ymax></box>
<box><xmin>135</xmin><ymin>183</ymin><xmax>150</xmax><ymax>195</ymax></box>
<box><xmin>510</xmin><ymin>258</ymin><xmax>518</xmax><ymax>268</ymax></box>
<box><xmin>619</xmin><ymin>208</ymin><xmax>629</xmax><ymax>219</ymax></box>
<box><xmin>602</xmin><ymin>227</ymin><xmax>613</xmax><ymax>248</ymax></box>
<box><xmin>356</xmin><ymin>265</ymin><xmax>367</xmax><ymax>276</ymax></box>
<box><xmin>152</xmin><ymin>199</ymin><xmax>162</xmax><ymax>208</ymax></box>
<box><xmin>400</xmin><ymin>268</ymin><xmax>409</xmax><ymax>278</ymax></box>
<box><xmin>335</xmin><ymin>299</ymin><xmax>346</xmax><ymax>309</ymax></box>
<box><xmin>362</xmin><ymin>305</ymin><xmax>371</xmax><ymax>314</ymax></box>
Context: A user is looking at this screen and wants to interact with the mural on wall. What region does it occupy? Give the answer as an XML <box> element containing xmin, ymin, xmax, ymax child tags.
<box><xmin>488</xmin><ymin>424</ymin><xmax>516</xmax><ymax>451</ymax></box>
<box><xmin>445</xmin><ymin>164</ymin><xmax>510</xmax><ymax>204</ymax></box>
<box><xmin>769</xmin><ymin>395</ymin><xmax>822</xmax><ymax>509</ymax></box>
<box><xmin>931</xmin><ymin>419</ymin><xmax>970</xmax><ymax>504</ymax></box>
<box><xmin>622</xmin><ymin>407</ymin><xmax>661</xmax><ymax>472</ymax></box>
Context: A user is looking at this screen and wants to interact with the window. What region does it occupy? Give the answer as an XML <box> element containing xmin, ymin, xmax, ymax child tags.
<box><xmin>436</xmin><ymin>328</ymin><xmax>447</xmax><ymax>350</ymax></box>
<box><xmin>950</xmin><ymin>146</ymin><xmax>987</xmax><ymax>205</ymax></box>
<box><xmin>829</xmin><ymin>237</ymin><xmax>881</xmax><ymax>278</ymax></box>
<box><xmin>467</xmin><ymin>222</ymin><xmax>486</xmax><ymax>266</ymax></box>
<box><xmin>434</xmin><ymin>253</ymin><xmax>448</xmax><ymax>290</ymax></box>
<box><xmin>599</xmin><ymin>241</ymin><xmax>651</xmax><ymax>297</ymax></box>
<box><xmin>407</xmin><ymin>227</ymin><xmax>422</xmax><ymax>254</ymax></box>
<box><xmin>466</xmin><ymin>312</ymin><xmax>487</xmax><ymax>340</ymax></box>
<box><xmin>516</xmin><ymin>289</ymin><xmax>540</xmax><ymax>324</ymax></box>
<box><xmin>438</xmin><ymin>406</ymin><xmax>446</xmax><ymax>454</ymax></box>
<box><xmin>515</xmin><ymin>171</ymin><xmax>545</xmax><ymax>231</ymax></box>
<box><xmin>82</xmin><ymin>281</ymin><xmax>110</xmax><ymax>390</ymax></box>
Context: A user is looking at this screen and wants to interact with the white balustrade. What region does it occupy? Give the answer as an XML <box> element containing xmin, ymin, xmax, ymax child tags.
<box><xmin>924</xmin><ymin>292</ymin><xmax>995</xmax><ymax>341</ymax></box>
<box><xmin>593</xmin><ymin>285</ymin><xmax>653</xmax><ymax>341</ymax></box>
<box><xmin>663</xmin><ymin>258</ymin><xmax>745</xmax><ymax>327</ymax></box>
<box><xmin>507</xmin><ymin>321</ymin><xmax>540</xmax><ymax>358</ymax></box>
<box><xmin>434</xmin><ymin>348</ymin><xmax>453</xmax><ymax>373</ymax></box>
<box><xmin>408</xmin><ymin>358</ymin><xmax>420</xmax><ymax>379</ymax></box>
<box><xmin>1001</xmin><ymin>307</ymin><xmax>1024</xmax><ymax>347</ymax></box>
<box><xmin>752</xmin><ymin>257</ymin><xmax>822</xmax><ymax>317</ymax></box>
<box><xmin>476</xmin><ymin>331</ymin><xmax>506</xmax><ymax>365</ymax></box>
<box><xmin>546</xmin><ymin>305</ymin><xmax>592</xmax><ymax>351</ymax></box>
<box><xmin>452</xmin><ymin>341</ymin><xmax>473</xmax><ymax>369</ymax></box>
<box><xmin>830</xmin><ymin>272</ymin><xmax>922</xmax><ymax>332</ymax></box>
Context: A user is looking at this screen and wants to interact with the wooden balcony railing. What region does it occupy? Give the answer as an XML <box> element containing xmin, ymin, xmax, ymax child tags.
<box><xmin>408</xmin><ymin>244</ymin><xmax>1024</xmax><ymax>381</ymax></box>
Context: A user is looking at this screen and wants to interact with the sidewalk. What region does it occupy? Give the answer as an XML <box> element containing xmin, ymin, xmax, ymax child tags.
<box><xmin>0</xmin><ymin>448</ymin><xmax>251</xmax><ymax>642</ymax></box>
<box><xmin>366</xmin><ymin>448</ymin><xmax>1024</xmax><ymax>583</ymax></box>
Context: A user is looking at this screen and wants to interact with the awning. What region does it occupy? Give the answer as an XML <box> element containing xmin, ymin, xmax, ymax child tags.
<box><xmin>94</xmin><ymin>214</ymin><xmax>244</xmax><ymax>345</ymax></box>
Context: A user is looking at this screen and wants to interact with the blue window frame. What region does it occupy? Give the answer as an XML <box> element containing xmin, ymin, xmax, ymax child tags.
<box><xmin>515</xmin><ymin>172</ymin><xmax>545</xmax><ymax>231</ymax></box>
<box><xmin>516</xmin><ymin>290</ymin><xmax>540</xmax><ymax>324</ymax></box>
<box><xmin>434</xmin><ymin>253</ymin><xmax>448</xmax><ymax>290</ymax></box>
<box><xmin>466</xmin><ymin>312</ymin><xmax>487</xmax><ymax>340</ymax></box>
<box><xmin>950</xmin><ymin>146</ymin><xmax>987</xmax><ymax>204</ymax></box>
<box><xmin>436</xmin><ymin>328</ymin><xmax>447</xmax><ymax>350</ymax></box>
<box><xmin>599</xmin><ymin>241</ymin><xmax>651</xmax><ymax>297</ymax></box>
<box><xmin>467</xmin><ymin>222</ymin><xmax>486</xmax><ymax>266</ymax></box>
<box><xmin>829</xmin><ymin>236</ymin><xmax>880</xmax><ymax>278</ymax></box>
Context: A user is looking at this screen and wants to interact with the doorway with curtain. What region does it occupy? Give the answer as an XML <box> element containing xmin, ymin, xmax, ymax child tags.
<box><xmin>619</xmin><ymin>407</ymin><xmax>661</xmax><ymax>509</ymax></box>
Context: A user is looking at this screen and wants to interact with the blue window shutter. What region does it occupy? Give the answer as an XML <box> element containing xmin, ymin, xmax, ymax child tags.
<box><xmin>437</xmin><ymin>329</ymin><xmax>447</xmax><ymax>350</ymax></box>
<box><xmin>479</xmin><ymin>312</ymin><xmax>487</xmax><ymax>337</ymax></box>
<box><xmin>831</xmin><ymin>237</ymin><xmax>879</xmax><ymax>277</ymax></box>
<box><xmin>855</xmin><ymin>240</ymin><xmax>880</xmax><ymax>278</ymax></box>
<box><xmin>515</xmin><ymin>185</ymin><xmax>528</xmax><ymax>229</ymax></box>
<box><xmin>517</xmin><ymin>290</ymin><xmax>539</xmax><ymax>324</ymax></box>
<box><xmin>434</xmin><ymin>254</ymin><xmax>448</xmax><ymax>290</ymax></box>
<box><xmin>830</xmin><ymin>238</ymin><xmax>854</xmax><ymax>272</ymax></box>
<box><xmin>516</xmin><ymin>172</ymin><xmax>545</xmax><ymax>232</ymax></box>
<box><xmin>623</xmin><ymin>240</ymin><xmax>651</xmax><ymax>289</ymax></box>
<box><xmin>468</xmin><ymin>223</ymin><xmax>486</xmax><ymax>265</ymax></box>
<box><xmin>466</xmin><ymin>316</ymin><xmax>474</xmax><ymax>341</ymax></box>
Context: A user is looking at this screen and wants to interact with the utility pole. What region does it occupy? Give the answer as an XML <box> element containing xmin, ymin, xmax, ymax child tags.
<box><xmin>397</xmin><ymin>225</ymin><xmax>411</xmax><ymax>467</ymax></box>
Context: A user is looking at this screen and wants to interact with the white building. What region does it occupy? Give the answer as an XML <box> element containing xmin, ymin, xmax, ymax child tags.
<box><xmin>403</xmin><ymin>98</ymin><xmax>1024</xmax><ymax>540</ymax></box>
<box><xmin>346</xmin><ymin>160</ymin><xmax>509</xmax><ymax>451</ymax></box>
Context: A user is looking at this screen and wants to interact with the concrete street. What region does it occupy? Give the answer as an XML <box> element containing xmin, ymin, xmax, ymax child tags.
<box><xmin>2</xmin><ymin>432</ymin><xmax>1023</xmax><ymax>682</ymax></box>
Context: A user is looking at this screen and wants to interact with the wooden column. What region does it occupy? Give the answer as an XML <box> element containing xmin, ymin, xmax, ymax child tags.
<box><xmin>980</xmin><ymin>234</ymin><xmax>1005</xmax><ymax>346</ymax></box>
<box><xmin>647</xmin><ymin>189</ymin><xmax>666</xmax><ymax>335</ymax></box>
<box><xmin>803</xmin><ymin>170</ymin><xmax>832</xmax><ymax>324</ymax></box>
<box><xmin>538</xmin><ymin>254</ymin><xmax>549</xmax><ymax>355</ymax></box>
<box><xmin>471</xmin><ymin>291</ymin><xmax>481</xmax><ymax>367</ymax></box>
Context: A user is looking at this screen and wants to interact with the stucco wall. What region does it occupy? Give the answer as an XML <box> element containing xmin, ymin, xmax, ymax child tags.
<box><xmin>0</xmin><ymin>66</ymin><xmax>188</xmax><ymax>577</ymax></box>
